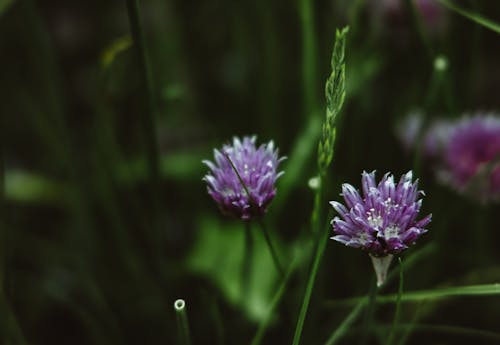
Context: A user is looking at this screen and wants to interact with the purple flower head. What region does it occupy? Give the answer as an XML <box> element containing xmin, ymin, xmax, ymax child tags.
<box><xmin>443</xmin><ymin>115</ymin><xmax>500</xmax><ymax>200</ymax></box>
<box><xmin>330</xmin><ymin>171</ymin><xmax>431</xmax><ymax>257</ymax></box>
<box><xmin>203</xmin><ymin>136</ymin><xmax>285</xmax><ymax>221</ymax></box>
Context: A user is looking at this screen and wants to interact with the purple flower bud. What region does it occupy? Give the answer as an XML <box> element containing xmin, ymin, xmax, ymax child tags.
<box><xmin>330</xmin><ymin>171</ymin><xmax>431</xmax><ymax>257</ymax></box>
<box><xmin>203</xmin><ymin>136</ymin><xmax>285</xmax><ymax>221</ymax></box>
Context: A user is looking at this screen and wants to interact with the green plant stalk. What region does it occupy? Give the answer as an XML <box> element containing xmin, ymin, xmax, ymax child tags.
<box><xmin>299</xmin><ymin>0</ymin><xmax>318</xmax><ymax>119</ymax></box>
<box><xmin>292</xmin><ymin>26</ymin><xmax>348</xmax><ymax>345</ymax></box>
<box><xmin>371</xmin><ymin>323</ymin><xmax>500</xmax><ymax>341</ymax></box>
<box><xmin>251</xmin><ymin>257</ymin><xmax>298</xmax><ymax>345</ymax></box>
<box><xmin>257</xmin><ymin>219</ymin><xmax>285</xmax><ymax>278</ymax></box>
<box><xmin>242</xmin><ymin>221</ymin><xmax>254</xmax><ymax>296</ymax></box>
<box><xmin>325</xmin><ymin>283</ymin><xmax>500</xmax><ymax>307</ymax></box>
<box><xmin>386</xmin><ymin>257</ymin><xmax>404</xmax><ymax>345</ymax></box>
<box><xmin>396</xmin><ymin>301</ymin><xmax>424</xmax><ymax>345</ymax></box>
<box><xmin>358</xmin><ymin>279</ymin><xmax>378</xmax><ymax>345</ymax></box>
<box><xmin>324</xmin><ymin>297</ymin><xmax>367</xmax><ymax>345</ymax></box>
<box><xmin>0</xmin><ymin>134</ymin><xmax>28</xmax><ymax>345</ymax></box>
<box><xmin>404</xmin><ymin>0</ymin><xmax>434</xmax><ymax>63</ymax></box>
<box><xmin>174</xmin><ymin>299</ymin><xmax>192</xmax><ymax>345</ymax></box>
<box><xmin>125</xmin><ymin>0</ymin><xmax>160</xmax><ymax>227</ymax></box>
<box><xmin>437</xmin><ymin>0</ymin><xmax>500</xmax><ymax>35</ymax></box>
<box><xmin>291</xmin><ymin>183</ymin><xmax>329</xmax><ymax>345</ymax></box>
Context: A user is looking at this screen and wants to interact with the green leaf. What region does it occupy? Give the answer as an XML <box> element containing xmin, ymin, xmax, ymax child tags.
<box><xmin>437</xmin><ymin>0</ymin><xmax>500</xmax><ymax>35</ymax></box>
<box><xmin>186</xmin><ymin>216</ymin><xmax>281</xmax><ymax>322</ymax></box>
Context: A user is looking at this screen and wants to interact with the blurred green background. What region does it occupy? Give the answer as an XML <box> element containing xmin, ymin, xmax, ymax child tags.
<box><xmin>1</xmin><ymin>0</ymin><xmax>500</xmax><ymax>344</ymax></box>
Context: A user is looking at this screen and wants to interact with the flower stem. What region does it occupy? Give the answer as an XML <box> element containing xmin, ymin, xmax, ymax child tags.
<box><xmin>257</xmin><ymin>219</ymin><xmax>284</xmax><ymax>278</ymax></box>
<box><xmin>358</xmin><ymin>278</ymin><xmax>378</xmax><ymax>345</ymax></box>
<box><xmin>251</xmin><ymin>257</ymin><xmax>297</xmax><ymax>345</ymax></box>
<box><xmin>174</xmin><ymin>299</ymin><xmax>192</xmax><ymax>345</ymax></box>
<box><xmin>292</xmin><ymin>179</ymin><xmax>329</xmax><ymax>345</ymax></box>
<box><xmin>386</xmin><ymin>257</ymin><xmax>404</xmax><ymax>345</ymax></box>
<box><xmin>124</xmin><ymin>0</ymin><xmax>160</xmax><ymax>225</ymax></box>
<box><xmin>324</xmin><ymin>297</ymin><xmax>367</xmax><ymax>345</ymax></box>
<box><xmin>299</xmin><ymin>0</ymin><xmax>318</xmax><ymax>120</ymax></box>
<box><xmin>242</xmin><ymin>221</ymin><xmax>254</xmax><ymax>296</ymax></box>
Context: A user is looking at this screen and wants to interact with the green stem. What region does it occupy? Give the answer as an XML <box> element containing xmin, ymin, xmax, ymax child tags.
<box><xmin>299</xmin><ymin>0</ymin><xmax>318</xmax><ymax>119</ymax></box>
<box><xmin>291</xmin><ymin>181</ymin><xmax>329</xmax><ymax>345</ymax></box>
<box><xmin>386</xmin><ymin>257</ymin><xmax>404</xmax><ymax>345</ymax></box>
<box><xmin>251</xmin><ymin>257</ymin><xmax>297</xmax><ymax>345</ymax></box>
<box><xmin>174</xmin><ymin>299</ymin><xmax>192</xmax><ymax>345</ymax></box>
<box><xmin>404</xmin><ymin>0</ymin><xmax>434</xmax><ymax>63</ymax></box>
<box><xmin>124</xmin><ymin>0</ymin><xmax>160</xmax><ymax>224</ymax></box>
<box><xmin>242</xmin><ymin>221</ymin><xmax>254</xmax><ymax>295</ymax></box>
<box><xmin>324</xmin><ymin>298</ymin><xmax>367</xmax><ymax>345</ymax></box>
<box><xmin>257</xmin><ymin>219</ymin><xmax>284</xmax><ymax>278</ymax></box>
<box><xmin>358</xmin><ymin>279</ymin><xmax>378</xmax><ymax>345</ymax></box>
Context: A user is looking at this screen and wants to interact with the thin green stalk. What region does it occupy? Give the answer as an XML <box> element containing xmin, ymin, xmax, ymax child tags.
<box><xmin>242</xmin><ymin>221</ymin><xmax>254</xmax><ymax>295</ymax></box>
<box><xmin>174</xmin><ymin>299</ymin><xmax>192</xmax><ymax>345</ymax></box>
<box><xmin>291</xmin><ymin>189</ymin><xmax>329</xmax><ymax>345</ymax></box>
<box><xmin>437</xmin><ymin>0</ymin><xmax>500</xmax><ymax>35</ymax></box>
<box><xmin>299</xmin><ymin>0</ymin><xmax>318</xmax><ymax>119</ymax></box>
<box><xmin>325</xmin><ymin>283</ymin><xmax>500</xmax><ymax>306</ymax></box>
<box><xmin>257</xmin><ymin>219</ymin><xmax>284</xmax><ymax>278</ymax></box>
<box><xmin>324</xmin><ymin>297</ymin><xmax>367</xmax><ymax>345</ymax></box>
<box><xmin>386</xmin><ymin>257</ymin><xmax>404</xmax><ymax>345</ymax></box>
<box><xmin>251</xmin><ymin>257</ymin><xmax>298</xmax><ymax>345</ymax></box>
<box><xmin>124</xmin><ymin>0</ymin><xmax>160</xmax><ymax>225</ymax></box>
<box><xmin>372</xmin><ymin>323</ymin><xmax>500</xmax><ymax>341</ymax></box>
<box><xmin>0</xmin><ymin>91</ymin><xmax>28</xmax><ymax>345</ymax></box>
<box><xmin>396</xmin><ymin>302</ymin><xmax>424</xmax><ymax>345</ymax></box>
<box><xmin>358</xmin><ymin>279</ymin><xmax>378</xmax><ymax>345</ymax></box>
<box><xmin>404</xmin><ymin>0</ymin><xmax>434</xmax><ymax>63</ymax></box>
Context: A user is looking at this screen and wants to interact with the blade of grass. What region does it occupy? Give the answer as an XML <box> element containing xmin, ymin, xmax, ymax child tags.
<box><xmin>323</xmin><ymin>297</ymin><xmax>367</xmax><ymax>345</ymax></box>
<box><xmin>298</xmin><ymin>0</ymin><xmax>318</xmax><ymax>121</ymax></box>
<box><xmin>325</xmin><ymin>283</ymin><xmax>500</xmax><ymax>307</ymax></box>
<box><xmin>374</xmin><ymin>323</ymin><xmax>500</xmax><ymax>341</ymax></box>
<box><xmin>124</xmin><ymin>0</ymin><xmax>160</xmax><ymax>259</ymax></box>
<box><xmin>386</xmin><ymin>257</ymin><xmax>404</xmax><ymax>345</ymax></box>
<box><xmin>437</xmin><ymin>0</ymin><xmax>500</xmax><ymax>35</ymax></box>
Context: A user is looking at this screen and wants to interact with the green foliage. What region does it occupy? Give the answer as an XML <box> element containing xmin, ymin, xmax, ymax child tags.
<box><xmin>186</xmin><ymin>217</ymin><xmax>281</xmax><ymax>322</ymax></box>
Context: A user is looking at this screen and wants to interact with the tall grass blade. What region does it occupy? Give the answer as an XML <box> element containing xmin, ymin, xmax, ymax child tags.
<box><xmin>437</xmin><ymin>0</ymin><xmax>500</xmax><ymax>35</ymax></box>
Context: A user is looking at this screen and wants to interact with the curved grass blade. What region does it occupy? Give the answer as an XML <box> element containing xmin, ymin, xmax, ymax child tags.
<box><xmin>323</xmin><ymin>297</ymin><xmax>367</xmax><ymax>345</ymax></box>
<box><xmin>437</xmin><ymin>0</ymin><xmax>500</xmax><ymax>35</ymax></box>
<box><xmin>376</xmin><ymin>323</ymin><xmax>500</xmax><ymax>342</ymax></box>
<box><xmin>325</xmin><ymin>283</ymin><xmax>500</xmax><ymax>307</ymax></box>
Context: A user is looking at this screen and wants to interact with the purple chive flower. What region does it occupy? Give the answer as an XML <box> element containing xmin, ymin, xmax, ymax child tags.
<box><xmin>330</xmin><ymin>171</ymin><xmax>431</xmax><ymax>285</ymax></box>
<box><xmin>442</xmin><ymin>115</ymin><xmax>500</xmax><ymax>200</ymax></box>
<box><xmin>418</xmin><ymin>115</ymin><xmax>500</xmax><ymax>201</ymax></box>
<box><xmin>203</xmin><ymin>136</ymin><xmax>285</xmax><ymax>221</ymax></box>
<box><xmin>331</xmin><ymin>171</ymin><xmax>431</xmax><ymax>256</ymax></box>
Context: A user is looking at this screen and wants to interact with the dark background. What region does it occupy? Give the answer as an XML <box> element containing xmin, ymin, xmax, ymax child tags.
<box><xmin>1</xmin><ymin>0</ymin><xmax>500</xmax><ymax>344</ymax></box>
